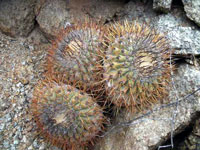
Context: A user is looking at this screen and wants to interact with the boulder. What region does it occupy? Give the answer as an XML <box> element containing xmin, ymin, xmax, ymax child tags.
<box><xmin>35</xmin><ymin>0</ymin><xmax>71</xmax><ymax>40</ymax></box>
<box><xmin>182</xmin><ymin>0</ymin><xmax>200</xmax><ymax>27</ymax></box>
<box><xmin>35</xmin><ymin>0</ymin><xmax>125</xmax><ymax>40</ymax></box>
<box><xmin>0</xmin><ymin>0</ymin><xmax>36</xmax><ymax>37</ymax></box>
<box><xmin>156</xmin><ymin>14</ymin><xmax>200</xmax><ymax>55</ymax></box>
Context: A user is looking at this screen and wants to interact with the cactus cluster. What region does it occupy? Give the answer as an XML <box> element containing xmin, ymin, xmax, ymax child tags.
<box><xmin>31</xmin><ymin>19</ymin><xmax>172</xmax><ymax>149</ymax></box>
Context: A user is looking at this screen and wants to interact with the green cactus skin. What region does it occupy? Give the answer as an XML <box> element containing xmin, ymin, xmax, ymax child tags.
<box><xmin>31</xmin><ymin>80</ymin><xmax>105</xmax><ymax>150</ymax></box>
<box><xmin>102</xmin><ymin>20</ymin><xmax>172</xmax><ymax>112</ymax></box>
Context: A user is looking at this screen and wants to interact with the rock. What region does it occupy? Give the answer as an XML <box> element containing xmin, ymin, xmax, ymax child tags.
<box><xmin>26</xmin><ymin>26</ymin><xmax>48</xmax><ymax>46</ymax></box>
<box><xmin>36</xmin><ymin>0</ymin><xmax>71</xmax><ymax>40</ymax></box>
<box><xmin>0</xmin><ymin>0</ymin><xmax>36</xmax><ymax>37</ymax></box>
<box><xmin>153</xmin><ymin>0</ymin><xmax>172</xmax><ymax>13</ymax></box>
<box><xmin>124</xmin><ymin>1</ymin><xmax>200</xmax><ymax>55</ymax></box>
<box><xmin>155</xmin><ymin>14</ymin><xmax>200</xmax><ymax>55</ymax></box>
<box><xmin>34</xmin><ymin>0</ymin><xmax>47</xmax><ymax>17</ymax></box>
<box><xmin>36</xmin><ymin>0</ymin><xmax>125</xmax><ymax>40</ymax></box>
<box><xmin>77</xmin><ymin>0</ymin><xmax>125</xmax><ymax>23</ymax></box>
<box><xmin>3</xmin><ymin>140</ymin><xmax>10</xmax><ymax>148</ymax></box>
<box><xmin>175</xmin><ymin>118</ymin><xmax>200</xmax><ymax>150</ymax></box>
<box><xmin>124</xmin><ymin>1</ymin><xmax>157</xmax><ymax>23</ymax></box>
<box><xmin>182</xmin><ymin>0</ymin><xmax>200</xmax><ymax>27</ymax></box>
<box><xmin>95</xmin><ymin>64</ymin><xmax>200</xmax><ymax>150</ymax></box>
<box><xmin>67</xmin><ymin>0</ymin><xmax>125</xmax><ymax>23</ymax></box>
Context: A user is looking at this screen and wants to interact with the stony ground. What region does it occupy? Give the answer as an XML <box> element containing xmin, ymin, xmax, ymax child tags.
<box><xmin>0</xmin><ymin>32</ymin><xmax>61</xmax><ymax>150</ymax></box>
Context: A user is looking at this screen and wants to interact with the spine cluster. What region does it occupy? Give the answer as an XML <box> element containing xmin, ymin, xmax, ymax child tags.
<box><xmin>31</xmin><ymin>19</ymin><xmax>173</xmax><ymax>149</ymax></box>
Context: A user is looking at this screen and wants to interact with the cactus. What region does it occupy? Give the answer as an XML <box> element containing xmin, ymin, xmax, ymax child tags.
<box><xmin>31</xmin><ymin>79</ymin><xmax>105</xmax><ymax>150</ymax></box>
<box><xmin>46</xmin><ymin>20</ymin><xmax>104</xmax><ymax>93</ymax></box>
<box><xmin>102</xmin><ymin>20</ymin><xmax>172</xmax><ymax>112</ymax></box>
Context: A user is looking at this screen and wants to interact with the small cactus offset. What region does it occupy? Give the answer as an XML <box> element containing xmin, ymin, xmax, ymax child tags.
<box><xmin>46</xmin><ymin>20</ymin><xmax>105</xmax><ymax>93</ymax></box>
<box><xmin>31</xmin><ymin>79</ymin><xmax>105</xmax><ymax>150</ymax></box>
<box><xmin>102</xmin><ymin>20</ymin><xmax>172</xmax><ymax>112</ymax></box>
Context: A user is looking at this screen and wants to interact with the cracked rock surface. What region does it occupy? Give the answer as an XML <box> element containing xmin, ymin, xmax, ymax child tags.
<box><xmin>0</xmin><ymin>0</ymin><xmax>36</xmax><ymax>37</ymax></box>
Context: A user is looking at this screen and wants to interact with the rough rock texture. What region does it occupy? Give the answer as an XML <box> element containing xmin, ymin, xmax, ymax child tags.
<box><xmin>26</xmin><ymin>25</ymin><xmax>48</xmax><ymax>45</ymax></box>
<box><xmin>76</xmin><ymin>0</ymin><xmax>125</xmax><ymax>23</ymax></box>
<box><xmin>123</xmin><ymin>1</ymin><xmax>157</xmax><ymax>23</ymax></box>
<box><xmin>95</xmin><ymin>64</ymin><xmax>200</xmax><ymax>150</ymax></box>
<box><xmin>124</xmin><ymin>1</ymin><xmax>200</xmax><ymax>55</ymax></box>
<box><xmin>155</xmin><ymin>14</ymin><xmax>200</xmax><ymax>55</ymax></box>
<box><xmin>153</xmin><ymin>0</ymin><xmax>172</xmax><ymax>13</ymax></box>
<box><xmin>36</xmin><ymin>0</ymin><xmax>71</xmax><ymax>40</ymax></box>
<box><xmin>36</xmin><ymin>0</ymin><xmax>125</xmax><ymax>40</ymax></box>
<box><xmin>0</xmin><ymin>0</ymin><xmax>36</xmax><ymax>37</ymax></box>
<box><xmin>182</xmin><ymin>0</ymin><xmax>200</xmax><ymax>27</ymax></box>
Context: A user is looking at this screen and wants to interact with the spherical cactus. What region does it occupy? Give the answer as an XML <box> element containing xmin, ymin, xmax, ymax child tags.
<box><xmin>31</xmin><ymin>80</ymin><xmax>105</xmax><ymax>150</ymax></box>
<box><xmin>103</xmin><ymin>20</ymin><xmax>172</xmax><ymax>112</ymax></box>
<box><xmin>46</xmin><ymin>20</ymin><xmax>104</xmax><ymax>93</ymax></box>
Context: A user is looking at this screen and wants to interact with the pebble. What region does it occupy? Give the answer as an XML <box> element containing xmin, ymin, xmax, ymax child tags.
<box><xmin>13</xmin><ymin>134</ymin><xmax>19</xmax><ymax>145</ymax></box>
<box><xmin>5</xmin><ymin>113</ymin><xmax>12</xmax><ymax>122</ymax></box>
<box><xmin>11</xmin><ymin>145</ymin><xmax>16</xmax><ymax>150</ymax></box>
<box><xmin>39</xmin><ymin>143</ymin><xmax>46</xmax><ymax>150</ymax></box>
<box><xmin>3</xmin><ymin>140</ymin><xmax>10</xmax><ymax>148</ymax></box>
<box><xmin>28</xmin><ymin>45</ymin><xmax>34</xmax><ymax>51</ymax></box>
<box><xmin>22</xmin><ymin>136</ymin><xmax>27</xmax><ymax>143</ymax></box>
<box><xmin>28</xmin><ymin>145</ymin><xmax>34</xmax><ymax>150</ymax></box>
<box><xmin>14</xmin><ymin>139</ymin><xmax>19</xmax><ymax>145</ymax></box>
<box><xmin>16</xmin><ymin>82</ymin><xmax>23</xmax><ymax>88</ymax></box>
<box><xmin>0</xmin><ymin>123</ymin><xmax>5</xmax><ymax>131</ymax></box>
<box><xmin>33</xmin><ymin>139</ymin><xmax>39</xmax><ymax>149</ymax></box>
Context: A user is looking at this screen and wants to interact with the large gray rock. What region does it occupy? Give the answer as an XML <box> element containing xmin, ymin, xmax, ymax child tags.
<box><xmin>77</xmin><ymin>0</ymin><xmax>125</xmax><ymax>23</ymax></box>
<box><xmin>153</xmin><ymin>0</ymin><xmax>173</xmax><ymax>13</ymax></box>
<box><xmin>155</xmin><ymin>14</ymin><xmax>200</xmax><ymax>55</ymax></box>
<box><xmin>124</xmin><ymin>1</ymin><xmax>200</xmax><ymax>55</ymax></box>
<box><xmin>36</xmin><ymin>0</ymin><xmax>125</xmax><ymax>40</ymax></box>
<box><xmin>0</xmin><ymin>0</ymin><xmax>36</xmax><ymax>37</ymax></box>
<box><xmin>95</xmin><ymin>64</ymin><xmax>200</xmax><ymax>150</ymax></box>
<box><xmin>182</xmin><ymin>0</ymin><xmax>200</xmax><ymax>27</ymax></box>
<box><xmin>36</xmin><ymin>0</ymin><xmax>71</xmax><ymax>40</ymax></box>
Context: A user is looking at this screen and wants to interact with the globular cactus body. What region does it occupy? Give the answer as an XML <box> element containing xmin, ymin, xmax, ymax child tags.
<box><xmin>47</xmin><ymin>21</ymin><xmax>104</xmax><ymax>93</ymax></box>
<box><xmin>103</xmin><ymin>20</ymin><xmax>172</xmax><ymax>112</ymax></box>
<box><xmin>31</xmin><ymin>80</ymin><xmax>105</xmax><ymax>150</ymax></box>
